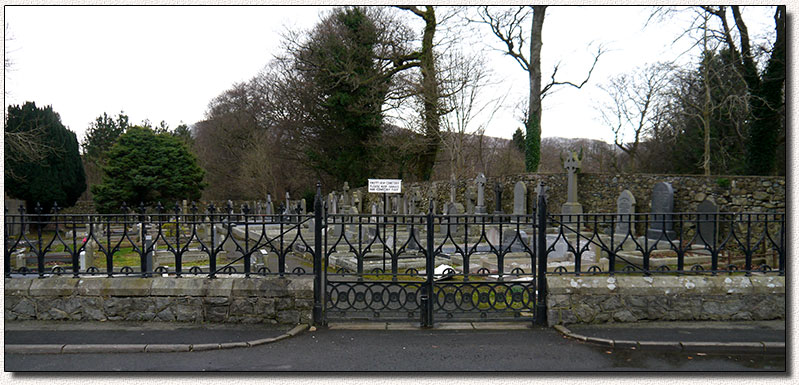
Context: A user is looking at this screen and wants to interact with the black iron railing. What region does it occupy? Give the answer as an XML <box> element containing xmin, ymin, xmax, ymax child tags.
<box><xmin>4</xmin><ymin>187</ymin><xmax>785</xmax><ymax>326</ymax></box>
<box><xmin>545</xmin><ymin>211</ymin><xmax>785</xmax><ymax>276</ymax></box>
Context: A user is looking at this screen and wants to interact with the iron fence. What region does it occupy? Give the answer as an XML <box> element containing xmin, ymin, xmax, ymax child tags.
<box><xmin>545</xmin><ymin>211</ymin><xmax>785</xmax><ymax>276</ymax></box>
<box><xmin>4</xmin><ymin>186</ymin><xmax>786</xmax><ymax>326</ymax></box>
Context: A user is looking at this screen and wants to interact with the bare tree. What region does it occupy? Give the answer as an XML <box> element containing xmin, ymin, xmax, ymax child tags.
<box><xmin>597</xmin><ymin>62</ymin><xmax>674</xmax><ymax>173</ymax></box>
<box><xmin>472</xmin><ymin>6</ymin><xmax>604</xmax><ymax>172</ymax></box>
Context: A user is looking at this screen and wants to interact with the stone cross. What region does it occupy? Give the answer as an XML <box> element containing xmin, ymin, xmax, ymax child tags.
<box><xmin>646</xmin><ymin>182</ymin><xmax>676</xmax><ymax>240</ymax></box>
<box><xmin>474</xmin><ymin>173</ymin><xmax>487</xmax><ymax>214</ymax></box>
<box><xmin>564</xmin><ymin>151</ymin><xmax>581</xmax><ymax>203</ymax></box>
<box><xmin>561</xmin><ymin>151</ymin><xmax>584</xmax><ymax>220</ymax></box>
<box><xmin>696</xmin><ymin>198</ymin><xmax>718</xmax><ymax>245</ymax></box>
<box><xmin>615</xmin><ymin>190</ymin><xmax>636</xmax><ymax>235</ymax></box>
<box><xmin>513</xmin><ymin>181</ymin><xmax>527</xmax><ymax>215</ymax></box>
<box><xmin>342</xmin><ymin>182</ymin><xmax>351</xmax><ymax>207</ymax></box>
<box><xmin>285</xmin><ymin>192</ymin><xmax>291</xmax><ymax>213</ymax></box>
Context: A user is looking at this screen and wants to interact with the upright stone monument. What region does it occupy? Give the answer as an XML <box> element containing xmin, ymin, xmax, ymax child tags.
<box><xmin>327</xmin><ymin>192</ymin><xmax>337</xmax><ymax>215</ymax></box>
<box><xmin>533</xmin><ymin>182</ymin><xmax>547</xmax><ymax>210</ymax></box>
<box><xmin>265</xmin><ymin>194</ymin><xmax>274</xmax><ymax>217</ymax></box>
<box><xmin>341</xmin><ymin>182</ymin><xmax>351</xmax><ymax>209</ymax></box>
<box><xmin>696</xmin><ymin>198</ymin><xmax>718</xmax><ymax>245</ymax></box>
<box><xmin>646</xmin><ymin>182</ymin><xmax>676</xmax><ymax>240</ymax></box>
<box><xmin>474</xmin><ymin>173</ymin><xmax>487</xmax><ymax>214</ymax></box>
<box><xmin>465</xmin><ymin>186</ymin><xmax>476</xmax><ymax>214</ymax></box>
<box><xmin>615</xmin><ymin>190</ymin><xmax>636</xmax><ymax>235</ymax></box>
<box><xmin>561</xmin><ymin>150</ymin><xmax>583</xmax><ymax>218</ymax></box>
<box><xmin>409</xmin><ymin>190</ymin><xmax>419</xmax><ymax>215</ymax></box>
<box><xmin>352</xmin><ymin>191</ymin><xmax>362</xmax><ymax>213</ymax></box>
<box><xmin>513</xmin><ymin>181</ymin><xmax>527</xmax><ymax>215</ymax></box>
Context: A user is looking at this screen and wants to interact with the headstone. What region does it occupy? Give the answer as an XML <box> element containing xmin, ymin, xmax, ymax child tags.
<box><xmin>352</xmin><ymin>191</ymin><xmax>362</xmax><ymax>213</ymax></box>
<box><xmin>300</xmin><ymin>199</ymin><xmax>307</xmax><ymax>215</ymax></box>
<box><xmin>533</xmin><ymin>182</ymin><xmax>547</xmax><ymax>210</ymax></box>
<box><xmin>474</xmin><ymin>173</ymin><xmax>487</xmax><ymax>214</ymax></box>
<box><xmin>265</xmin><ymin>194</ymin><xmax>274</xmax><ymax>216</ymax></box>
<box><xmin>513</xmin><ymin>181</ymin><xmax>527</xmax><ymax>215</ymax></box>
<box><xmin>615</xmin><ymin>190</ymin><xmax>636</xmax><ymax>235</ymax></box>
<box><xmin>441</xmin><ymin>201</ymin><xmax>465</xmax><ymax>235</ymax></box>
<box><xmin>646</xmin><ymin>182</ymin><xmax>676</xmax><ymax>240</ymax></box>
<box><xmin>696</xmin><ymin>198</ymin><xmax>718</xmax><ymax>245</ymax></box>
<box><xmin>341</xmin><ymin>182</ymin><xmax>351</xmax><ymax>208</ymax></box>
<box><xmin>494</xmin><ymin>182</ymin><xmax>503</xmax><ymax>214</ymax></box>
<box><xmin>465</xmin><ymin>186</ymin><xmax>476</xmax><ymax>214</ymax></box>
<box><xmin>329</xmin><ymin>192</ymin><xmax>338</xmax><ymax>214</ymax></box>
<box><xmin>561</xmin><ymin>150</ymin><xmax>583</xmax><ymax>218</ymax></box>
<box><xmin>450</xmin><ymin>173</ymin><xmax>457</xmax><ymax>203</ymax></box>
<box><xmin>409</xmin><ymin>191</ymin><xmax>419</xmax><ymax>215</ymax></box>
<box><xmin>391</xmin><ymin>195</ymin><xmax>400</xmax><ymax>215</ymax></box>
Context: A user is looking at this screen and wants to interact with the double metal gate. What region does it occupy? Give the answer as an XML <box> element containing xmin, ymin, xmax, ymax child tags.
<box><xmin>320</xmin><ymin>197</ymin><xmax>548</xmax><ymax>327</ymax></box>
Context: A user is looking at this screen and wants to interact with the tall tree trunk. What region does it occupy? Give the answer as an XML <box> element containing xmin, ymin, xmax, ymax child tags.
<box><xmin>416</xmin><ymin>7</ymin><xmax>440</xmax><ymax>181</ymax></box>
<box><xmin>525</xmin><ymin>6</ymin><xmax>545</xmax><ymax>172</ymax></box>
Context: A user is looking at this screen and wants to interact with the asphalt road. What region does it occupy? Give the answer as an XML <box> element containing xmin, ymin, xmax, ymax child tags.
<box><xmin>4</xmin><ymin>326</ymin><xmax>785</xmax><ymax>372</ymax></box>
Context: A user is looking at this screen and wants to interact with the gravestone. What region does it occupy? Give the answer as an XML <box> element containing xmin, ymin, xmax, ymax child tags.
<box><xmin>409</xmin><ymin>190</ymin><xmax>419</xmax><ymax>215</ymax></box>
<box><xmin>352</xmin><ymin>191</ymin><xmax>362</xmax><ymax>214</ymax></box>
<box><xmin>561</xmin><ymin>150</ymin><xmax>583</xmax><ymax>218</ymax></box>
<box><xmin>615</xmin><ymin>190</ymin><xmax>636</xmax><ymax>235</ymax></box>
<box><xmin>328</xmin><ymin>192</ymin><xmax>338</xmax><ymax>215</ymax></box>
<box><xmin>474</xmin><ymin>173</ymin><xmax>487</xmax><ymax>214</ymax></box>
<box><xmin>533</xmin><ymin>181</ymin><xmax>548</xmax><ymax>210</ymax></box>
<box><xmin>513</xmin><ymin>181</ymin><xmax>527</xmax><ymax>215</ymax></box>
<box><xmin>494</xmin><ymin>182</ymin><xmax>503</xmax><ymax>215</ymax></box>
<box><xmin>465</xmin><ymin>186</ymin><xmax>476</xmax><ymax>214</ymax></box>
<box><xmin>449</xmin><ymin>173</ymin><xmax>457</xmax><ymax>203</ymax></box>
<box><xmin>341</xmin><ymin>182</ymin><xmax>351</xmax><ymax>209</ymax></box>
<box><xmin>696</xmin><ymin>198</ymin><xmax>718</xmax><ymax>245</ymax></box>
<box><xmin>646</xmin><ymin>182</ymin><xmax>676</xmax><ymax>240</ymax></box>
<box><xmin>265</xmin><ymin>194</ymin><xmax>274</xmax><ymax>216</ymax></box>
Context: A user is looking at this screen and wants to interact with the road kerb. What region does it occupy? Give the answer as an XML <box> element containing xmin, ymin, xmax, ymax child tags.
<box><xmin>144</xmin><ymin>344</ymin><xmax>191</xmax><ymax>353</ymax></box>
<box><xmin>62</xmin><ymin>344</ymin><xmax>146</xmax><ymax>354</ymax></box>
<box><xmin>6</xmin><ymin>324</ymin><xmax>308</xmax><ymax>354</ymax></box>
<box><xmin>5</xmin><ymin>344</ymin><xmax>65</xmax><ymax>354</ymax></box>
<box><xmin>552</xmin><ymin>324</ymin><xmax>785</xmax><ymax>354</ymax></box>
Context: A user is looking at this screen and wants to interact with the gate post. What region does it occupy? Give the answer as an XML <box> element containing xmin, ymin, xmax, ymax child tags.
<box><xmin>535</xmin><ymin>185</ymin><xmax>548</xmax><ymax>326</ymax></box>
<box><xmin>313</xmin><ymin>182</ymin><xmax>324</xmax><ymax>326</ymax></box>
<box><xmin>422</xmin><ymin>200</ymin><xmax>435</xmax><ymax>328</ymax></box>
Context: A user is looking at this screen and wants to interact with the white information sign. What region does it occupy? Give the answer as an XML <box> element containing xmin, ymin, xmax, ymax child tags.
<box><xmin>368</xmin><ymin>179</ymin><xmax>402</xmax><ymax>194</ymax></box>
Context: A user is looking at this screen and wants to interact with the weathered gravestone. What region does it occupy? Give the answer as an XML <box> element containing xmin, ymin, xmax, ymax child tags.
<box><xmin>265</xmin><ymin>194</ymin><xmax>274</xmax><ymax>217</ymax></box>
<box><xmin>696</xmin><ymin>198</ymin><xmax>718</xmax><ymax>245</ymax></box>
<box><xmin>646</xmin><ymin>182</ymin><xmax>676</xmax><ymax>240</ymax></box>
<box><xmin>474</xmin><ymin>173</ymin><xmax>487</xmax><ymax>214</ymax></box>
<box><xmin>615</xmin><ymin>190</ymin><xmax>636</xmax><ymax>235</ymax></box>
<box><xmin>465</xmin><ymin>186</ymin><xmax>476</xmax><ymax>214</ymax></box>
<box><xmin>561</xmin><ymin>150</ymin><xmax>583</xmax><ymax>218</ymax></box>
<box><xmin>513</xmin><ymin>181</ymin><xmax>527</xmax><ymax>216</ymax></box>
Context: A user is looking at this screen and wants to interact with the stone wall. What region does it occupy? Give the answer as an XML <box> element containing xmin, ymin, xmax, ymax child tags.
<box><xmin>546</xmin><ymin>275</ymin><xmax>784</xmax><ymax>327</ymax></box>
<box><xmin>352</xmin><ymin>173</ymin><xmax>785</xmax><ymax>215</ymax></box>
<box><xmin>4</xmin><ymin>276</ymin><xmax>313</xmax><ymax>325</ymax></box>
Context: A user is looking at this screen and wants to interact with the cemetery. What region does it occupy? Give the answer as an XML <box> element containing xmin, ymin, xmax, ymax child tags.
<box><xmin>4</xmin><ymin>151</ymin><xmax>785</xmax><ymax>327</ymax></box>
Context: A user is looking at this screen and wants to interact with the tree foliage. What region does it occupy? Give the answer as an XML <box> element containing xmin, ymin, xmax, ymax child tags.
<box><xmin>5</xmin><ymin>102</ymin><xmax>86</xmax><ymax>211</ymax></box>
<box><xmin>81</xmin><ymin>112</ymin><xmax>129</xmax><ymax>163</ymax></box>
<box><xmin>295</xmin><ymin>7</ymin><xmax>391</xmax><ymax>187</ymax></box>
<box><xmin>91</xmin><ymin>126</ymin><xmax>206</xmax><ymax>213</ymax></box>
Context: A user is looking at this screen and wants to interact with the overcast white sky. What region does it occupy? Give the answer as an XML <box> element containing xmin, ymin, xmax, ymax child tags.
<box><xmin>2</xmin><ymin>5</ymin><xmax>781</xmax><ymax>146</ymax></box>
